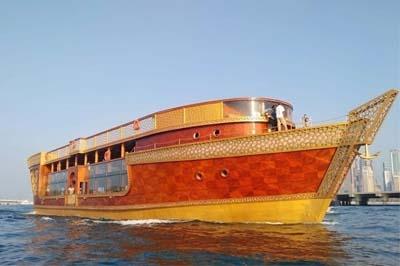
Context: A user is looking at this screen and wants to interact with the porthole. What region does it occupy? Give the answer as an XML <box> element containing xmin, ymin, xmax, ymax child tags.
<box><xmin>213</xmin><ymin>129</ymin><xmax>221</xmax><ymax>137</ymax></box>
<box><xmin>194</xmin><ymin>171</ymin><xmax>204</xmax><ymax>181</ymax></box>
<box><xmin>193</xmin><ymin>132</ymin><xmax>200</xmax><ymax>140</ymax></box>
<box><xmin>220</xmin><ymin>168</ymin><xmax>229</xmax><ymax>178</ymax></box>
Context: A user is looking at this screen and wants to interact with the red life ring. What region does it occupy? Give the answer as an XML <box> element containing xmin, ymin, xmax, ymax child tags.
<box><xmin>133</xmin><ymin>120</ymin><xmax>140</xmax><ymax>130</ymax></box>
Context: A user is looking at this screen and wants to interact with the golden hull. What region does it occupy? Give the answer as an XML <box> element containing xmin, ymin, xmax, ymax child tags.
<box><xmin>34</xmin><ymin>198</ymin><xmax>332</xmax><ymax>224</ymax></box>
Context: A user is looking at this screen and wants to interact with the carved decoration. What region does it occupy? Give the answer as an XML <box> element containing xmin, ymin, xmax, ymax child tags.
<box><xmin>349</xmin><ymin>89</ymin><xmax>399</xmax><ymax>145</ymax></box>
<box><xmin>37</xmin><ymin>192</ymin><xmax>319</xmax><ymax>211</ymax></box>
<box><xmin>318</xmin><ymin>89</ymin><xmax>399</xmax><ymax>197</ymax></box>
<box><xmin>30</xmin><ymin>168</ymin><xmax>39</xmax><ymax>196</ymax></box>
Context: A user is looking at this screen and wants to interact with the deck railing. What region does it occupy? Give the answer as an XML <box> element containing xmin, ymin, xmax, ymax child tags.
<box><xmin>41</xmin><ymin>98</ymin><xmax>296</xmax><ymax>163</ymax></box>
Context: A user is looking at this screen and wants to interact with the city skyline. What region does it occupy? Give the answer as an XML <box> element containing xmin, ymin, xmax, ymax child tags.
<box><xmin>340</xmin><ymin>149</ymin><xmax>400</xmax><ymax>194</ymax></box>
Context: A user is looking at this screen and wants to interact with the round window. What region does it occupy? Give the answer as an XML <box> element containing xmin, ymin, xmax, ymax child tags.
<box><xmin>194</xmin><ymin>171</ymin><xmax>204</xmax><ymax>181</ymax></box>
<box><xmin>193</xmin><ymin>132</ymin><xmax>200</xmax><ymax>139</ymax></box>
<box><xmin>220</xmin><ymin>168</ymin><xmax>229</xmax><ymax>178</ymax></box>
<box><xmin>213</xmin><ymin>129</ymin><xmax>221</xmax><ymax>137</ymax></box>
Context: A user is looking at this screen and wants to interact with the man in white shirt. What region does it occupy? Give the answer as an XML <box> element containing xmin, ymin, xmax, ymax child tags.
<box><xmin>275</xmin><ymin>104</ymin><xmax>288</xmax><ymax>131</ymax></box>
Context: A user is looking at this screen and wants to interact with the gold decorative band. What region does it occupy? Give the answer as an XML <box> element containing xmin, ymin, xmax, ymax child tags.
<box><xmin>318</xmin><ymin>89</ymin><xmax>399</xmax><ymax>198</ymax></box>
<box><xmin>126</xmin><ymin>122</ymin><xmax>348</xmax><ymax>165</ymax></box>
<box><xmin>35</xmin><ymin>192</ymin><xmax>319</xmax><ymax>211</ymax></box>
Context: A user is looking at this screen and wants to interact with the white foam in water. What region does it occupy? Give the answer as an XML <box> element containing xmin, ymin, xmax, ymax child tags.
<box><xmin>251</xmin><ymin>221</ymin><xmax>284</xmax><ymax>225</ymax></box>
<box><xmin>40</xmin><ymin>217</ymin><xmax>54</xmax><ymax>221</ymax></box>
<box><xmin>321</xmin><ymin>221</ymin><xmax>338</xmax><ymax>225</ymax></box>
<box><xmin>92</xmin><ymin>219</ymin><xmax>182</xmax><ymax>226</ymax></box>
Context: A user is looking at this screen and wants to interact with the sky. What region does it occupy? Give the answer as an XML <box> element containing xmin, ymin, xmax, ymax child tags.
<box><xmin>0</xmin><ymin>1</ymin><xmax>398</xmax><ymax>199</ymax></box>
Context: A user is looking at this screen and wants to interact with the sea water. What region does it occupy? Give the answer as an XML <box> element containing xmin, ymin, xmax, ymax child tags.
<box><xmin>0</xmin><ymin>205</ymin><xmax>399</xmax><ymax>265</ymax></box>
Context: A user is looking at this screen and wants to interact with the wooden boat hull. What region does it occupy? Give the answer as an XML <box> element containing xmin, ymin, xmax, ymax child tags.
<box><xmin>34</xmin><ymin>197</ymin><xmax>332</xmax><ymax>223</ymax></box>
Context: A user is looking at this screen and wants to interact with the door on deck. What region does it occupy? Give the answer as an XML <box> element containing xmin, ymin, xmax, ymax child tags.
<box><xmin>65</xmin><ymin>171</ymin><xmax>77</xmax><ymax>206</ymax></box>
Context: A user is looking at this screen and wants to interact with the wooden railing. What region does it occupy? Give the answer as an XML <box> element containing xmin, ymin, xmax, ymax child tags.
<box><xmin>37</xmin><ymin>98</ymin><xmax>296</xmax><ymax>164</ymax></box>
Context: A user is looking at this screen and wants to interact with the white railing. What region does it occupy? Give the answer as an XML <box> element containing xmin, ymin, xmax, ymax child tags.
<box><xmin>45</xmin><ymin>116</ymin><xmax>155</xmax><ymax>162</ymax></box>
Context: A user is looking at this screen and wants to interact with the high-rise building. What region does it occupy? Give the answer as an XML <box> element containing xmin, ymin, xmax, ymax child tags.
<box><xmin>391</xmin><ymin>150</ymin><xmax>400</xmax><ymax>191</ymax></box>
<box><xmin>353</xmin><ymin>157</ymin><xmax>363</xmax><ymax>192</ymax></box>
<box><xmin>383</xmin><ymin>162</ymin><xmax>393</xmax><ymax>191</ymax></box>
<box><xmin>340</xmin><ymin>150</ymin><xmax>400</xmax><ymax>194</ymax></box>
<box><xmin>361</xmin><ymin>159</ymin><xmax>375</xmax><ymax>193</ymax></box>
<box><xmin>391</xmin><ymin>149</ymin><xmax>400</xmax><ymax>176</ymax></box>
<box><xmin>340</xmin><ymin>170</ymin><xmax>352</xmax><ymax>194</ymax></box>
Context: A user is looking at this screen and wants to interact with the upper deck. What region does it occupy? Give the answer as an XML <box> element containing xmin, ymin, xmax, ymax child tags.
<box><xmin>27</xmin><ymin>97</ymin><xmax>293</xmax><ymax>168</ymax></box>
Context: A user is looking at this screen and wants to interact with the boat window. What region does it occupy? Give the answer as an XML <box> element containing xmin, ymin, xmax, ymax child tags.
<box><xmin>77</xmin><ymin>154</ymin><xmax>85</xmax><ymax>165</ymax></box>
<box><xmin>47</xmin><ymin>170</ymin><xmax>67</xmax><ymax>196</ymax></box>
<box><xmin>223</xmin><ymin>100</ymin><xmax>264</xmax><ymax>118</ymax></box>
<box><xmin>88</xmin><ymin>159</ymin><xmax>128</xmax><ymax>194</ymax></box>
<box><xmin>223</xmin><ymin>100</ymin><xmax>293</xmax><ymax>122</ymax></box>
<box><xmin>124</xmin><ymin>140</ymin><xmax>136</xmax><ymax>153</ymax></box>
<box><xmin>193</xmin><ymin>132</ymin><xmax>200</xmax><ymax>139</ymax></box>
<box><xmin>60</xmin><ymin>160</ymin><xmax>67</xmax><ymax>170</ymax></box>
<box><xmin>86</xmin><ymin>151</ymin><xmax>95</xmax><ymax>164</ymax></box>
<box><xmin>213</xmin><ymin>129</ymin><xmax>221</xmax><ymax>137</ymax></box>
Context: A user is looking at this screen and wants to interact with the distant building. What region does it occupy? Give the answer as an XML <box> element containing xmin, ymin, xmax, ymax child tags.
<box><xmin>383</xmin><ymin>162</ymin><xmax>394</xmax><ymax>191</ymax></box>
<box><xmin>391</xmin><ymin>149</ymin><xmax>400</xmax><ymax>175</ymax></box>
<box><xmin>361</xmin><ymin>159</ymin><xmax>375</xmax><ymax>193</ymax></box>
<box><xmin>340</xmin><ymin>170</ymin><xmax>352</xmax><ymax>194</ymax></box>
<box><xmin>340</xmin><ymin>150</ymin><xmax>400</xmax><ymax>194</ymax></box>
<box><xmin>340</xmin><ymin>157</ymin><xmax>362</xmax><ymax>194</ymax></box>
<box><xmin>351</xmin><ymin>157</ymin><xmax>362</xmax><ymax>192</ymax></box>
<box><xmin>391</xmin><ymin>150</ymin><xmax>400</xmax><ymax>191</ymax></box>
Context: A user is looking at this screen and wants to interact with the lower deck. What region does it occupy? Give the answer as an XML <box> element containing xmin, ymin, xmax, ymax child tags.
<box><xmin>35</xmin><ymin>147</ymin><xmax>336</xmax><ymax>213</ymax></box>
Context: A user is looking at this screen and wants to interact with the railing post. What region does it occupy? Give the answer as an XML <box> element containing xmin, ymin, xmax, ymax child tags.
<box><xmin>120</xmin><ymin>127</ymin><xmax>124</xmax><ymax>140</ymax></box>
<box><xmin>121</xmin><ymin>143</ymin><xmax>125</xmax><ymax>158</ymax></box>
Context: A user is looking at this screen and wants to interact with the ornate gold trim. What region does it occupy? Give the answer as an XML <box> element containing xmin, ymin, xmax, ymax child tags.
<box><xmin>318</xmin><ymin>89</ymin><xmax>399</xmax><ymax>197</ymax></box>
<box><xmin>36</xmin><ymin>192</ymin><xmax>319</xmax><ymax>211</ymax></box>
<box><xmin>349</xmin><ymin>89</ymin><xmax>399</xmax><ymax>145</ymax></box>
<box><xmin>126</xmin><ymin>122</ymin><xmax>348</xmax><ymax>165</ymax></box>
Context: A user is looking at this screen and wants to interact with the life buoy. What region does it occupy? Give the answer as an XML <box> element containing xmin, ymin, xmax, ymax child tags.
<box><xmin>133</xmin><ymin>120</ymin><xmax>140</xmax><ymax>130</ymax></box>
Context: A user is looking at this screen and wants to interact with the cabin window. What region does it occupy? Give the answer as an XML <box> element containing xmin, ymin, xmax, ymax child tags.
<box><xmin>60</xmin><ymin>160</ymin><xmax>67</xmax><ymax>170</ymax></box>
<box><xmin>47</xmin><ymin>170</ymin><xmax>67</xmax><ymax>196</ymax></box>
<box><xmin>213</xmin><ymin>129</ymin><xmax>221</xmax><ymax>137</ymax></box>
<box><xmin>88</xmin><ymin>159</ymin><xmax>128</xmax><ymax>194</ymax></box>
<box><xmin>77</xmin><ymin>154</ymin><xmax>85</xmax><ymax>165</ymax></box>
<box><xmin>124</xmin><ymin>140</ymin><xmax>135</xmax><ymax>153</ymax></box>
<box><xmin>87</xmin><ymin>151</ymin><xmax>96</xmax><ymax>164</ymax></box>
<box><xmin>223</xmin><ymin>100</ymin><xmax>293</xmax><ymax>122</ymax></box>
<box><xmin>193</xmin><ymin>132</ymin><xmax>200</xmax><ymax>140</ymax></box>
<box><xmin>223</xmin><ymin>100</ymin><xmax>264</xmax><ymax>118</ymax></box>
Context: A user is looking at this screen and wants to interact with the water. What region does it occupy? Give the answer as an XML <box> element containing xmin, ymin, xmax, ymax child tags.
<box><xmin>0</xmin><ymin>205</ymin><xmax>399</xmax><ymax>265</ymax></box>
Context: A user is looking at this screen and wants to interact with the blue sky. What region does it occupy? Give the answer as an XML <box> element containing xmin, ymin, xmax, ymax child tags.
<box><xmin>0</xmin><ymin>1</ymin><xmax>398</xmax><ymax>199</ymax></box>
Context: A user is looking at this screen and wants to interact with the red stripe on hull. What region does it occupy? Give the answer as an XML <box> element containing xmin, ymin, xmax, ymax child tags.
<box><xmin>135</xmin><ymin>122</ymin><xmax>267</xmax><ymax>151</ymax></box>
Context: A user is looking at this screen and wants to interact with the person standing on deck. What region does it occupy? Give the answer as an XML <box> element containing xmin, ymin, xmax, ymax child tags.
<box><xmin>104</xmin><ymin>148</ymin><xmax>111</xmax><ymax>161</ymax></box>
<box><xmin>275</xmin><ymin>104</ymin><xmax>288</xmax><ymax>131</ymax></box>
<box><xmin>302</xmin><ymin>114</ymin><xmax>311</xmax><ymax>127</ymax></box>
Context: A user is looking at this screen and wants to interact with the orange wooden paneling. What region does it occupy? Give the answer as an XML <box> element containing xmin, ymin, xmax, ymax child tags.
<box><xmin>78</xmin><ymin>148</ymin><xmax>336</xmax><ymax>207</ymax></box>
